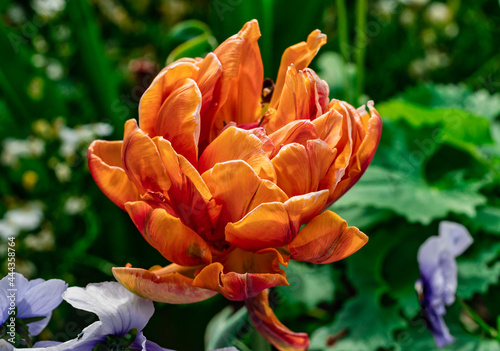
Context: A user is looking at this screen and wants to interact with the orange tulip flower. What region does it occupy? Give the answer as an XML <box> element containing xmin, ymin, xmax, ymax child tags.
<box><xmin>88</xmin><ymin>20</ymin><xmax>381</xmax><ymax>351</ymax></box>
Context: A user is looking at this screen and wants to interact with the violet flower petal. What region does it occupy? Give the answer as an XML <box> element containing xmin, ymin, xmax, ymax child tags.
<box><xmin>17</xmin><ymin>279</ymin><xmax>67</xmax><ymax>318</ymax></box>
<box><xmin>439</xmin><ymin>221</ymin><xmax>473</xmax><ymax>257</ymax></box>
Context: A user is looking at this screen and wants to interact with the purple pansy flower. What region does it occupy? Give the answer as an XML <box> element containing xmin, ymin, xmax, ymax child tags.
<box><xmin>27</xmin><ymin>282</ymin><xmax>171</xmax><ymax>351</ymax></box>
<box><xmin>415</xmin><ymin>221</ymin><xmax>473</xmax><ymax>348</ymax></box>
<box><xmin>0</xmin><ymin>273</ymin><xmax>67</xmax><ymax>337</ymax></box>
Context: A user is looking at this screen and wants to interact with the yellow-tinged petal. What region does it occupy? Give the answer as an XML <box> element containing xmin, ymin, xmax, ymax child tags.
<box><xmin>312</xmin><ymin>108</ymin><xmax>344</xmax><ymax>148</ymax></box>
<box><xmin>87</xmin><ymin>140</ymin><xmax>139</xmax><ymax>210</ymax></box>
<box><xmin>112</xmin><ymin>265</ymin><xmax>217</xmax><ymax>304</ymax></box>
<box><xmin>154</xmin><ymin>78</ymin><xmax>201</xmax><ymax>165</ymax></box>
<box><xmin>193</xmin><ymin>249</ymin><xmax>288</xmax><ymax>300</ymax></box>
<box><xmin>284</xmin><ymin>190</ymin><xmax>329</xmax><ymax>231</ymax></box>
<box><xmin>289</xmin><ymin>211</ymin><xmax>368</xmax><ymax>264</ymax></box>
<box><xmin>202</xmin><ymin>161</ymin><xmax>287</xmax><ymax>229</ymax></box>
<box><xmin>139</xmin><ymin>61</ymin><xmax>198</xmax><ymax>135</ymax></box>
<box><xmin>211</xmin><ymin>20</ymin><xmax>264</xmax><ymax>139</ymax></box>
<box><xmin>199</xmin><ymin>126</ymin><xmax>276</xmax><ymax>181</ymax></box>
<box><xmin>270</xmin><ymin>29</ymin><xmax>327</xmax><ymax>108</ymax></box>
<box><xmin>125</xmin><ymin>201</ymin><xmax>212</xmax><ymax>266</ymax></box>
<box><xmin>121</xmin><ymin>119</ymin><xmax>171</xmax><ymax>194</ymax></box>
<box><xmin>245</xmin><ymin>290</ymin><xmax>310</xmax><ymax>351</ymax></box>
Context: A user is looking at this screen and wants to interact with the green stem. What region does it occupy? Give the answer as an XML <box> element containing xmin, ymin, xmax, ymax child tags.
<box><xmin>458</xmin><ymin>298</ymin><xmax>498</xmax><ymax>339</ymax></box>
<box><xmin>252</xmin><ymin>329</ymin><xmax>271</xmax><ymax>351</ymax></box>
<box><xmin>336</xmin><ymin>0</ymin><xmax>349</xmax><ymax>63</ymax></box>
<box><xmin>354</xmin><ymin>0</ymin><xmax>368</xmax><ymax>103</ymax></box>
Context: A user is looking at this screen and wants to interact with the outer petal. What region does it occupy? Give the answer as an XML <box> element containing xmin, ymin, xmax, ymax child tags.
<box><xmin>125</xmin><ymin>201</ymin><xmax>212</xmax><ymax>266</ymax></box>
<box><xmin>62</xmin><ymin>282</ymin><xmax>153</xmax><ymax>336</ymax></box>
<box><xmin>121</xmin><ymin>119</ymin><xmax>171</xmax><ymax>194</ymax></box>
<box><xmin>210</xmin><ymin>20</ymin><xmax>264</xmax><ymax>139</ymax></box>
<box><xmin>289</xmin><ymin>211</ymin><xmax>368</xmax><ymax>264</ymax></box>
<box><xmin>113</xmin><ymin>265</ymin><xmax>217</xmax><ymax>304</ymax></box>
<box><xmin>270</xmin><ymin>30</ymin><xmax>327</xmax><ymax>109</ymax></box>
<box><xmin>199</xmin><ymin>126</ymin><xmax>276</xmax><ymax>181</ymax></box>
<box><xmin>154</xmin><ymin>78</ymin><xmax>202</xmax><ymax>165</ymax></box>
<box><xmin>88</xmin><ymin>140</ymin><xmax>140</xmax><ymax>210</ymax></box>
<box><xmin>439</xmin><ymin>221</ymin><xmax>473</xmax><ymax>257</ymax></box>
<box><xmin>139</xmin><ymin>61</ymin><xmax>198</xmax><ymax>135</ymax></box>
<box><xmin>245</xmin><ymin>290</ymin><xmax>309</xmax><ymax>351</ymax></box>
<box><xmin>325</xmin><ymin>101</ymin><xmax>382</xmax><ymax>205</ymax></box>
<box><xmin>272</xmin><ymin>140</ymin><xmax>335</xmax><ymax>197</ymax></box>
<box><xmin>193</xmin><ymin>249</ymin><xmax>288</xmax><ymax>301</ymax></box>
<box><xmin>202</xmin><ymin>161</ymin><xmax>287</xmax><ymax>230</ymax></box>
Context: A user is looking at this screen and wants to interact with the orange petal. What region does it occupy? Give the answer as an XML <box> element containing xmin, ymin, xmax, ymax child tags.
<box><xmin>225</xmin><ymin>202</ymin><xmax>291</xmax><ymax>252</ymax></box>
<box><xmin>139</xmin><ymin>61</ymin><xmax>199</xmax><ymax>135</ymax></box>
<box><xmin>312</xmin><ymin>108</ymin><xmax>344</xmax><ymax>149</ymax></box>
<box><xmin>328</xmin><ymin>101</ymin><xmax>383</xmax><ymax>204</ymax></box>
<box><xmin>245</xmin><ymin>290</ymin><xmax>310</xmax><ymax>351</ymax></box>
<box><xmin>265</xmin><ymin>66</ymin><xmax>329</xmax><ymax>133</ymax></box>
<box><xmin>225</xmin><ymin>190</ymin><xmax>328</xmax><ymax>252</ymax></box>
<box><xmin>268</xmin><ymin>120</ymin><xmax>319</xmax><ymax>158</ymax></box>
<box><xmin>125</xmin><ymin>201</ymin><xmax>212</xmax><ymax>266</ymax></box>
<box><xmin>211</xmin><ymin>20</ymin><xmax>264</xmax><ymax>139</ymax></box>
<box><xmin>121</xmin><ymin>119</ymin><xmax>171</xmax><ymax>194</ymax></box>
<box><xmin>87</xmin><ymin>140</ymin><xmax>139</xmax><ymax>210</ymax></box>
<box><xmin>272</xmin><ymin>140</ymin><xmax>335</xmax><ymax>197</ymax></box>
<box><xmin>193</xmin><ymin>249</ymin><xmax>288</xmax><ymax>300</ymax></box>
<box><xmin>154</xmin><ymin>78</ymin><xmax>201</xmax><ymax>165</ymax></box>
<box><xmin>199</xmin><ymin>126</ymin><xmax>276</xmax><ymax>182</ymax></box>
<box><xmin>202</xmin><ymin>161</ymin><xmax>287</xmax><ymax>229</ymax></box>
<box><xmin>270</xmin><ymin>29</ymin><xmax>327</xmax><ymax>109</ymax></box>
<box><xmin>289</xmin><ymin>210</ymin><xmax>368</xmax><ymax>264</ymax></box>
<box><xmin>152</xmin><ymin>137</ymin><xmax>219</xmax><ymax>240</ymax></box>
<box><xmin>112</xmin><ymin>264</ymin><xmax>217</xmax><ymax>304</ymax></box>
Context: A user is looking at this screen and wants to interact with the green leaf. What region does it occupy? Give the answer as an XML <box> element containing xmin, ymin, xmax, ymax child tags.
<box><xmin>275</xmin><ymin>261</ymin><xmax>334</xmax><ymax>314</ymax></box>
<box><xmin>336</xmin><ymin>165</ymin><xmax>486</xmax><ymax>225</ymax></box>
<box><xmin>377</xmin><ymin>100</ymin><xmax>493</xmax><ymax>154</ymax></box>
<box><xmin>205</xmin><ymin>306</ymin><xmax>248</xmax><ymax>351</ymax></box>
<box><xmin>468</xmin><ymin>206</ymin><xmax>500</xmax><ymax>235</ymax></box>
<box><xmin>456</xmin><ymin>240</ymin><xmax>500</xmax><ymax>299</ymax></box>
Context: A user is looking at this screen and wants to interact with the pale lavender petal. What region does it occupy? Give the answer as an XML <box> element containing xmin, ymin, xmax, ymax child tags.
<box><xmin>130</xmin><ymin>332</ymin><xmax>174</xmax><ymax>351</ymax></box>
<box><xmin>62</xmin><ymin>282</ymin><xmax>154</xmax><ymax>336</ymax></box>
<box><xmin>0</xmin><ymin>292</ymin><xmax>8</xmax><ymax>325</ymax></box>
<box><xmin>26</xmin><ymin>312</ymin><xmax>51</xmax><ymax>336</ymax></box>
<box><xmin>417</xmin><ymin>236</ymin><xmax>446</xmax><ymax>280</ymax></box>
<box><xmin>0</xmin><ymin>273</ymin><xmax>30</xmax><ymax>300</ymax></box>
<box><xmin>438</xmin><ymin>251</ymin><xmax>457</xmax><ymax>306</ymax></box>
<box><xmin>33</xmin><ymin>341</ymin><xmax>62</xmax><ymax>347</ymax></box>
<box><xmin>211</xmin><ymin>348</ymin><xmax>241</xmax><ymax>351</ymax></box>
<box><xmin>439</xmin><ymin>221</ymin><xmax>473</xmax><ymax>257</ymax></box>
<box><xmin>17</xmin><ymin>279</ymin><xmax>67</xmax><ymax>319</ymax></box>
<box><xmin>0</xmin><ymin>339</ymin><xmax>14</xmax><ymax>351</ymax></box>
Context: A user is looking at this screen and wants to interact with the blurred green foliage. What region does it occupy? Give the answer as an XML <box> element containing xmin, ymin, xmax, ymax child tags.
<box><xmin>1</xmin><ymin>0</ymin><xmax>500</xmax><ymax>350</ymax></box>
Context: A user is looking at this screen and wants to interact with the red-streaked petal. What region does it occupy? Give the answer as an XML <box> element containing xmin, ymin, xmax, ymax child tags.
<box><xmin>199</xmin><ymin>126</ymin><xmax>276</xmax><ymax>181</ymax></box>
<box><xmin>125</xmin><ymin>201</ymin><xmax>212</xmax><ymax>266</ymax></box>
<box><xmin>246</xmin><ymin>290</ymin><xmax>310</xmax><ymax>351</ymax></box>
<box><xmin>193</xmin><ymin>249</ymin><xmax>288</xmax><ymax>301</ymax></box>
<box><xmin>270</xmin><ymin>29</ymin><xmax>327</xmax><ymax>109</ymax></box>
<box><xmin>211</xmin><ymin>20</ymin><xmax>264</xmax><ymax>139</ymax></box>
<box><xmin>139</xmin><ymin>62</ymin><xmax>199</xmax><ymax>135</ymax></box>
<box><xmin>121</xmin><ymin>119</ymin><xmax>171</xmax><ymax>193</ymax></box>
<box><xmin>112</xmin><ymin>265</ymin><xmax>217</xmax><ymax>304</ymax></box>
<box><xmin>155</xmin><ymin>78</ymin><xmax>201</xmax><ymax>166</ymax></box>
<box><xmin>88</xmin><ymin>140</ymin><xmax>139</xmax><ymax>210</ymax></box>
<box><xmin>289</xmin><ymin>210</ymin><xmax>368</xmax><ymax>264</ymax></box>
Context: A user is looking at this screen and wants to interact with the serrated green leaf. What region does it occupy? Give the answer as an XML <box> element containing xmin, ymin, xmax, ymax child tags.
<box><xmin>468</xmin><ymin>206</ymin><xmax>500</xmax><ymax>235</ymax></box>
<box><xmin>336</xmin><ymin>166</ymin><xmax>486</xmax><ymax>225</ymax></box>
<box><xmin>457</xmin><ymin>241</ymin><xmax>500</xmax><ymax>299</ymax></box>
<box><xmin>310</xmin><ymin>292</ymin><xmax>407</xmax><ymax>351</ymax></box>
